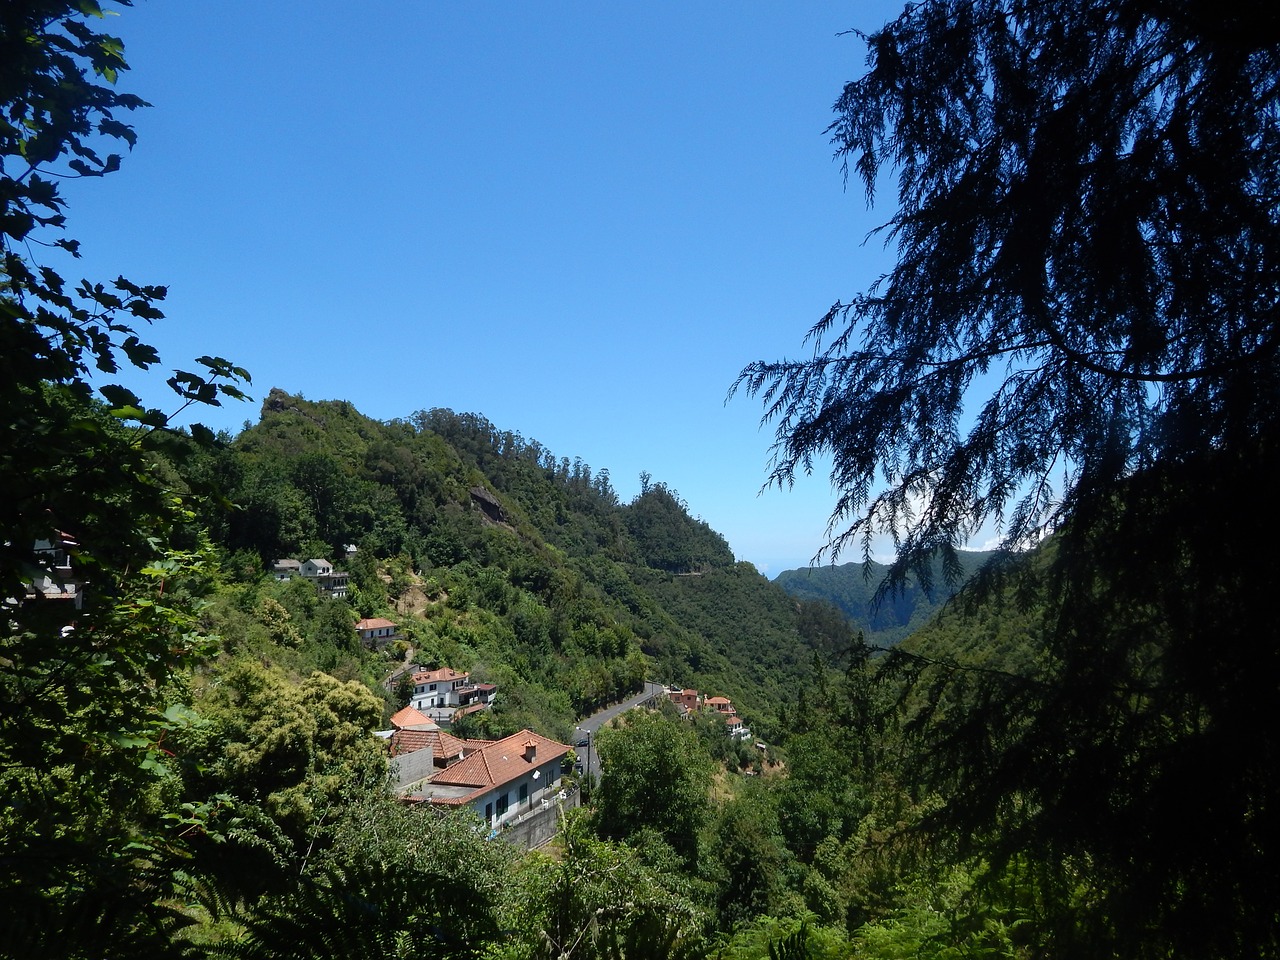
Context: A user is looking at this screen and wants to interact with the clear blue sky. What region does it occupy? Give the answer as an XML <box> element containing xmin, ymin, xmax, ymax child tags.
<box><xmin>68</xmin><ymin>1</ymin><xmax>913</xmax><ymax>575</ymax></box>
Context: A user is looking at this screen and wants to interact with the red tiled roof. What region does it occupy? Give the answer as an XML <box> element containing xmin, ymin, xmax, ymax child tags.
<box><xmin>389</xmin><ymin>727</ymin><xmax>482</xmax><ymax>761</ymax></box>
<box><xmin>705</xmin><ymin>696</ymin><xmax>732</xmax><ymax>706</ymax></box>
<box><xmin>356</xmin><ymin>617</ymin><xmax>397</xmax><ymax>631</ymax></box>
<box><xmin>389</xmin><ymin>706</ymin><xmax>436</xmax><ymax>730</ymax></box>
<box><xmin>413</xmin><ymin>667</ymin><xmax>469</xmax><ymax>684</ymax></box>
<box><xmin>422</xmin><ymin>794</ymin><xmax>471</xmax><ymax>807</ymax></box>
<box><xmin>426</xmin><ymin>729</ymin><xmax>571</xmax><ymax>794</ymax></box>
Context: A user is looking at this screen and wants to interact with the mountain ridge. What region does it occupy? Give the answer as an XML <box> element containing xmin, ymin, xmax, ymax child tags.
<box><xmin>772</xmin><ymin>550</ymin><xmax>997</xmax><ymax>647</ymax></box>
<box><xmin>184</xmin><ymin>388</ymin><xmax>859</xmax><ymax>743</ymax></box>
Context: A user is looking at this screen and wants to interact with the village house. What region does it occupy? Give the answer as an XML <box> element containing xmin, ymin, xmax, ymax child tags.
<box><xmin>388</xmin><ymin>705</ymin><xmax>436</xmax><ymax>731</ymax></box>
<box><xmin>665</xmin><ymin>687</ymin><xmax>752</xmax><ymax>740</ymax></box>
<box><xmin>389</xmin><ymin>728</ymin><xmax>483</xmax><ymax>771</ymax></box>
<box><xmin>27</xmin><ymin>536</ymin><xmax>84</xmax><ymax>609</ymax></box>
<box><xmin>724</xmin><ymin>718</ymin><xmax>752</xmax><ymax>740</ymax></box>
<box><xmin>270</xmin><ymin>558</ymin><xmax>300</xmax><ymax>581</ymax></box>
<box><xmin>666</xmin><ymin>688</ymin><xmax>700</xmax><ymax>714</ymax></box>
<box><xmin>411</xmin><ymin>667</ymin><xmax>498</xmax><ymax>721</ymax></box>
<box><xmin>5</xmin><ymin>534</ymin><xmax>86</xmax><ymax>611</ymax></box>
<box><xmin>299</xmin><ymin>558</ymin><xmax>349</xmax><ymax>599</ymax></box>
<box><xmin>453</xmin><ymin>685</ymin><xmax>498</xmax><ymax>720</ymax></box>
<box><xmin>704</xmin><ymin>696</ymin><xmax>753</xmax><ymax>739</ymax></box>
<box><xmin>355</xmin><ymin>616</ymin><xmax>399</xmax><ymax>649</ymax></box>
<box><xmin>411</xmin><ymin>667</ymin><xmax>470</xmax><ymax>711</ymax></box>
<box><xmin>405</xmin><ymin>729</ymin><xmax>572</xmax><ymax>831</ymax></box>
<box><xmin>384</xmin><ymin>706</ymin><xmax>487</xmax><ymax>784</ymax></box>
<box><xmin>271</xmin><ymin>557</ymin><xmax>350</xmax><ymax>599</ymax></box>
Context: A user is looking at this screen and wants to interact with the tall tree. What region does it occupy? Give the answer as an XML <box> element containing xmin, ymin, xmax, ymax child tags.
<box><xmin>1</xmin><ymin>3</ymin><xmax>248</xmax><ymax>955</ymax></box>
<box><xmin>736</xmin><ymin>0</ymin><xmax>1279</xmax><ymax>577</ymax></box>
<box><xmin>593</xmin><ymin>711</ymin><xmax>712</xmax><ymax>865</ymax></box>
<box><xmin>2</xmin><ymin>0</ymin><xmax>248</xmax><ymax>621</ymax></box>
<box><xmin>506</xmin><ymin>813</ymin><xmax>709</xmax><ymax>960</ymax></box>
<box><xmin>736</xmin><ymin>2</ymin><xmax>1280</xmax><ymax>957</ymax></box>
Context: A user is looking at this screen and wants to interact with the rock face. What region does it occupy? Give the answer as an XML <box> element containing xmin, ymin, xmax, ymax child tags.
<box><xmin>262</xmin><ymin>386</ymin><xmax>293</xmax><ymax>413</ymax></box>
<box><xmin>261</xmin><ymin>387</ymin><xmax>327</xmax><ymax>430</ymax></box>
<box><xmin>469</xmin><ymin>485</ymin><xmax>510</xmax><ymax>528</ymax></box>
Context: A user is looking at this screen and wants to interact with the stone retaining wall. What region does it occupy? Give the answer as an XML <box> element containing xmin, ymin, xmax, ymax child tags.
<box><xmin>500</xmin><ymin>786</ymin><xmax>580</xmax><ymax>850</ymax></box>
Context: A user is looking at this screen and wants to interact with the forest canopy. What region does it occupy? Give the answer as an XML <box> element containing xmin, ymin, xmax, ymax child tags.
<box><xmin>738</xmin><ymin>1</ymin><xmax>1280</xmax><ymax>956</ymax></box>
<box><xmin>736</xmin><ymin>0</ymin><xmax>1280</xmax><ymax>575</ymax></box>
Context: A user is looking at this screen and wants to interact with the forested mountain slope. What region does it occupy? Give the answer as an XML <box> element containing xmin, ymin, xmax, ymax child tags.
<box><xmin>773</xmin><ymin>551</ymin><xmax>994</xmax><ymax>647</ymax></box>
<box><xmin>186</xmin><ymin>389</ymin><xmax>849</xmax><ymax>739</ymax></box>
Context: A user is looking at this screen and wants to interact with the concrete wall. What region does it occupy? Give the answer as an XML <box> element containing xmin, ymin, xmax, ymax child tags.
<box><xmin>390</xmin><ymin>746</ymin><xmax>434</xmax><ymax>788</ymax></box>
<box><xmin>500</xmin><ymin>786</ymin><xmax>580</xmax><ymax>850</ymax></box>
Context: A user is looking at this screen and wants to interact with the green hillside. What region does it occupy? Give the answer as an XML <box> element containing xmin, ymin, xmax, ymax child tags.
<box><xmin>773</xmin><ymin>550</ymin><xmax>995</xmax><ymax>647</ymax></box>
<box><xmin>183</xmin><ymin>389</ymin><xmax>842</xmax><ymax>740</ymax></box>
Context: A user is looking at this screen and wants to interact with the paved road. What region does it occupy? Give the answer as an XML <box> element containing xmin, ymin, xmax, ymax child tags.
<box><xmin>573</xmin><ymin>680</ymin><xmax>664</xmax><ymax>780</ymax></box>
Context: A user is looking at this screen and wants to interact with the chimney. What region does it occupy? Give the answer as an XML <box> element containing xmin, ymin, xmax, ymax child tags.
<box><xmin>523</xmin><ymin>739</ymin><xmax>537</xmax><ymax>762</ymax></box>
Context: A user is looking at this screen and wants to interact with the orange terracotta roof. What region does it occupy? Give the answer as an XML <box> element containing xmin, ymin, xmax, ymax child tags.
<box><xmin>389</xmin><ymin>706</ymin><xmax>436</xmax><ymax>730</ymax></box>
<box><xmin>426</xmin><ymin>729</ymin><xmax>571</xmax><ymax>794</ymax></box>
<box><xmin>356</xmin><ymin>617</ymin><xmax>397</xmax><ymax>631</ymax></box>
<box><xmin>423</xmin><ymin>794</ymin><xmax>471</xmax><ymax>807</ymax></box>
<box><xmin>389</xmin><ymin>727</ymin><xmax>481</xmax><ymax>761</ymax></box>
<box><xmin>412</xmin><ymin>667</ymin><xmax>469</xmax><ymax>684</ymax></box>
<box><xmin>705</xmin><ymin>696</ymin><xmax>732</xmax><ymax>706</ymax></box>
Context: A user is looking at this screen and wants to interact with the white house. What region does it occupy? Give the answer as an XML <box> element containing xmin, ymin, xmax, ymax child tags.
<box><xmin>355</xmin><ymin>617</ymin><xmax>399</xmax><ymax>649</ymax></box>
<box><xmin>12</xmin><ymin>536</ymin><xmax>85</xmax><ymax>609</ymax></box>
<box><xmin>411</xmin><ymin>667</ymin><xmax>471</xmax><ymax>711</ymax></box>
<box><xmin>409</xmin><ymin>729</ymin><xmax>572</xmax><ymax>830</ymax></box>
<box><xmin>270</xmin><ymin>558</ymin><xmax>301</xmax><ymax>581</ymax></box>
<box><xmin>271</xmin><ymin>557</ymin><xmax>349</xmax><ymax>598</ymax></box>
<box><xmin>410</xmin><ymin>667</ymin><xmax>499</xmax><ymax>721</ymax></box>
<box><xmin>298</xmin><ymin>558</ymin><xmax>349</xmax><ymax>599</ymax></box>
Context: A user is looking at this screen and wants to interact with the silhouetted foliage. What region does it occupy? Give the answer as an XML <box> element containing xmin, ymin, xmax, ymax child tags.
<box><xmin>1</xmin><ymin>4</ymin><xmax>249</xmax><ymax>956</ymax></box>
<box><xmin>738</xmin><ymin>2</ymin><xmax>1280</xmax><ymax>956</ymax></box>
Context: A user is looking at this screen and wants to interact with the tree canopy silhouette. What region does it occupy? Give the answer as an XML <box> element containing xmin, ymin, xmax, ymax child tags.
<box><xmin>737</xmin><ymin>2</ymin><xmax>1280</xmax><ymax>956</ymax></box>
<box><xmin>1</xmin><ymin>3</ymin><xmax>249</xmax><ymax>955</ymax></box>
<box><xmin>735</xmin><ymin>0</ymin><xmax>1280</xmax><ymax>578</ymax></box>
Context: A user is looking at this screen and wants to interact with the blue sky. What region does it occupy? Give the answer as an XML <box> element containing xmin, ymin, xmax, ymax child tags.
<box><xmin>67</xmin><ymin>1</ymin><xmax>912</xmax><ymax>575</ymax></box>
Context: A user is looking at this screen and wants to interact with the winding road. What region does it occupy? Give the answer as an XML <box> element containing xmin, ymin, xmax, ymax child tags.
<box><xmin>573</xmin><ymin>680</ymin><xmax>665</xmax><ymax>779</ymax></box>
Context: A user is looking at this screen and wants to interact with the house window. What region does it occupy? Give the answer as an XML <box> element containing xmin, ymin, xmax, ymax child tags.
<box><xmin>497</xmin><ymin>792</ymin><xmax>509</xmax><ymax>816</ymax></box>
<box><xmin>519</xmin><ymin>783</ymin><xmax>529</xmax><ymax>805</ymax></box>
<box><xmin>485</xmin><ymin>802</ymin><xmax>493</xmax><ymax>823</ymax></box>
<box><xmin>429</xmin><ymin>684</ymin><xmax>437</xmax><ymax>691</ymax></box>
